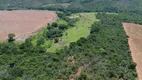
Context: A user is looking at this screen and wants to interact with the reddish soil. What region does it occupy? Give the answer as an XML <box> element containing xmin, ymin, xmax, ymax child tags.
<box><xmin>68</xmin><ymin>66</ymin><xmax>83</xmax><ymax>80</ymax></box>
<box><xmin>0</xmin><ymin>10</ymin><xmax>57</xmax><ymax>41</ymax></box>
<box><xmin>75</xmin><ymin>66</ymin><xmax>83</xmax><ymax>77</ymax></box>
<box><xmin>123</xmin><ymin>22</ymin><xmax>142</xmax><ymax>80</ymax></box>
<box><xmin>68</xmin><ymin>56</ymin><xmax>75</xmax><ymax>64</ymax></box>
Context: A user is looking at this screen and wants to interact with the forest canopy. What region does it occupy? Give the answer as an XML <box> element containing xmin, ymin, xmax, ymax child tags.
<box><xmin>1</xmin><ymin>0</ymin><xmax>142</xmax><ymax>13</ymax></box>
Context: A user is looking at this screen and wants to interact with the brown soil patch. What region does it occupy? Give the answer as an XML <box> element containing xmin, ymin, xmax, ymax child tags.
<box><xmin>68</xmin><ymin>66</ymin><xmax>83</xmax><ymax>80</ymax></box>
<box><xmin>75</xmin><ymin>66</ymin><xmax>83</xmax><ymax>77</ymax></box>
<box><xmin>0</xmin><ymin>10</ymin><xmax>57</xmax><ymax>41</ymax></box>
<box><xmin>69</xmin><ymin>75</ymin><xmax>74</xmax><ymax>80</ymax></box>
<box><xmin>68</xmin><ymin>56</ymin><xmax>75</xmax><ymax>64</ymax></box>
<box><xmin>123</xmin><ymin>22</ymin><xmax>142</xmax><ymax>80</ymax></box>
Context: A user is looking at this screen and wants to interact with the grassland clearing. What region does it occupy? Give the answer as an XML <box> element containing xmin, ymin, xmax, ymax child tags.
<box><xmin>47</xmin><ymin>13</ymin><xmax>97</xmax><ymax>52</ymax></box>
<box><xmin>42</xmin><ymin>3</ymin><xmax>71</xmax><ymax>8</ymax></box>
<box><xmin>32</xmin><ymin>13</ymin><xmax>97</xmax><ymax>52</ymax></box>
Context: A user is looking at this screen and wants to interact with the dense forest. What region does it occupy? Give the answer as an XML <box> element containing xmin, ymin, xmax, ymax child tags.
<box><xmin>1</xmin><ymin>0</ymin><xmax>142</xmax><ymax>79</ymax></box>
<box><xmin>1</xmin><ymin>0</ymin><xmax>142</xmax><ymax>13</ymax></box>
<box><xmin>0</xmin><ymin>12</ymin><xmax>142</xmax><ymax>79</ymax></box>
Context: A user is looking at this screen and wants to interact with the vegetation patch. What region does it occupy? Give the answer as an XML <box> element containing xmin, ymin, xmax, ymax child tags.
<box><xmin>48</xmin><ymin>13</ymin><xmax>97</xmax><ymax>52</ymax></box>
<box><xmin>31</xmin><ymin>12</ymin><xmax>97</xmax><ymax>52</ymax></box>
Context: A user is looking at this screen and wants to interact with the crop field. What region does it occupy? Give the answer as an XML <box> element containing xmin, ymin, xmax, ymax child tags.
<box><xmin>0</xmin><ymin>10</ymin><xmax>57</xmax><ymax>41</ymax></box>
<box><xmin>123</xmin><ymin>22</ymin><xmax>142</xmax><ymax>80</ymax></box>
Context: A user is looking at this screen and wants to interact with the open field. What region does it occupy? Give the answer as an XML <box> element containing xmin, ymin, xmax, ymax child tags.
<box><xmin>47</xmin><ymin>13</ymin><xmax>97</xmax><ymax>52</ymax></box>
<box><xmin>123</xmin><ymin>22</ymin><xmax>142</xmax><ymax>80</ymax></box>
<box><xmin>31</xmin><ymin>13</ymin><xmax>97</xmax><ymax>52</ymax></box>
<box><xmin>42</xmin><ymin>3</ymin><xmax>71</xmax><ymax>8</ymax></box>
<box><xmin>0</xmin><ymin>10</ymin><xmax>57</xmax><ymax>41</ymax></box>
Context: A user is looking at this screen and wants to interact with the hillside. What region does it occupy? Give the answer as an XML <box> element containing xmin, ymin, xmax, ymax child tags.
<box><xmin>0</xmin><ymin>12</ymin><xmax>141</xmax><ymax>79</ymax></box>
<box><xmin>1</xmin><ymin>0</ymin><xmax>142</xmax><ymax>80</ymax></box>
<box><xmin>0</xmin><ymin>0</ymin><xmax>142</xmax><ymax>13</ymax></box>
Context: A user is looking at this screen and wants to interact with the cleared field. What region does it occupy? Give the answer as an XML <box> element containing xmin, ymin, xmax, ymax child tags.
<box><xmin>123</xmin><ymin>22</ymin><xmax>142</xmax><ymax>80</ymax></box>
<box><xmin>0</xmin><ymin>10</ymin><xmax>57</xmax><ymax>41</ymax></box>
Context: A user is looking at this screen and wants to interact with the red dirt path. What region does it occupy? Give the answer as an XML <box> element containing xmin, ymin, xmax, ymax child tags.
<box><xmin>123</xmin><ymin>22</ymin><xmax>142</xmax><ymax>80</ymax></box>
<box><xmin>0</xmin><ymin>10</ymin><xmax>57</xmax><ymax>41</ymax></box>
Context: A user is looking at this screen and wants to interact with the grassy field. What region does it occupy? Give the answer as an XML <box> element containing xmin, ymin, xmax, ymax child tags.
<box><xmin>47</xmin><ymin>13</ymin><xmax>97</xmax><ymax>52</ymax></box>
<box><xmin>42</xmin><ymin>3</ymin><xmax>71</xmax><ymax>8</ymax></box>
<box><xmin>31</xmin><ymin>13</ymin><xmax>97</xmax><ymax>52</ymax></box>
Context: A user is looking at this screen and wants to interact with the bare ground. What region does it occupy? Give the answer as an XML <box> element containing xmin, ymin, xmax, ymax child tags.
<box><xmin>0</xmin><ymin>10</ymin><xmax>57</xmax><ymax>41</ymax></box>
<box><xmin>75</xmin><ymin>66</ymin><xmax>83</xmax><ymax>77</ymax></box>
<box><xmin>123</xmin><ymin>22</ymin><xmax>142</xmax><ymax>80</ymax></box>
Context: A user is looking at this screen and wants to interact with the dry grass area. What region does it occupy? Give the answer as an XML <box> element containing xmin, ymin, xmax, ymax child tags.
<box><xmin>0</xmin><ymin>10</ymin><xmax>57</xmax><ymax>41</ymax></box>
<box><xmin>123</xmin><ymin>22</ymin><xmax>142</xmax><ymax>80</ymax></box>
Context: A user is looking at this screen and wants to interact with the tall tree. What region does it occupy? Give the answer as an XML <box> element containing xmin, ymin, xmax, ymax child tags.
<box><xmin>8</xmin><ymin>33</ymin><xmax>15</xmax><ymax>42</ymax></box>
